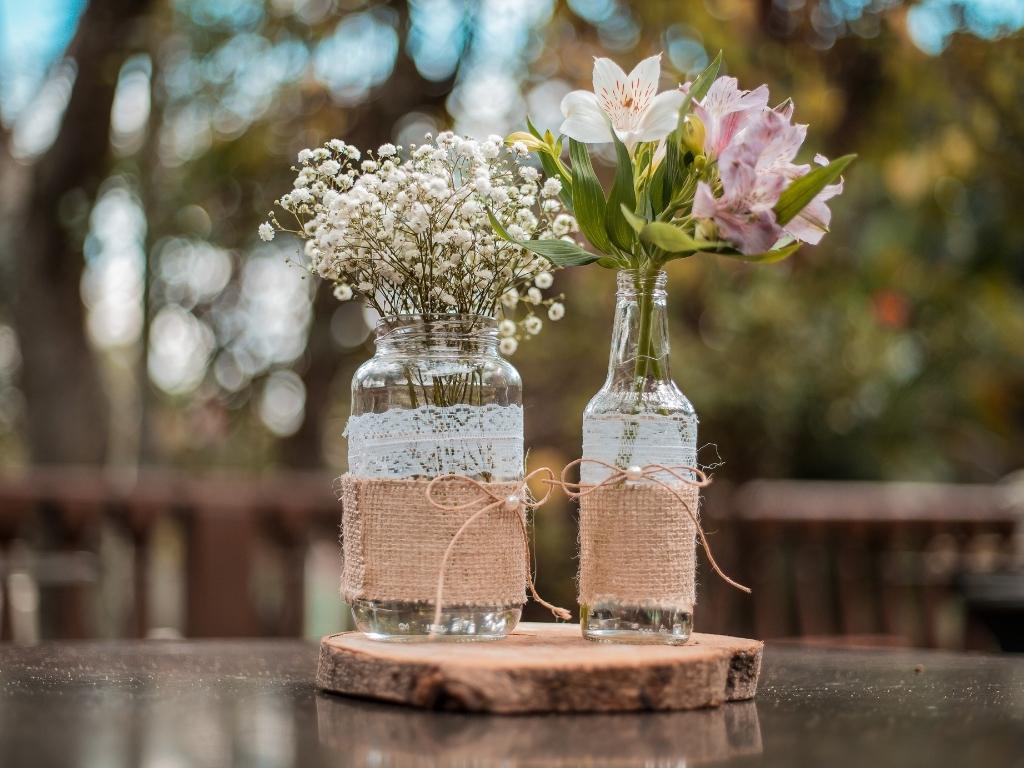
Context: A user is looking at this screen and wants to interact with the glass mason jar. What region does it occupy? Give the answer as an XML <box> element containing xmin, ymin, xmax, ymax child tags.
<box><xmin>580</xmin><ymin>270</ymin><xmax>698</xmax><ymax>644</ymax></box>
<box><xmin>346</xmin><ymin>314</ymin><xmax>524</xmax><ymax>641</ymax></box>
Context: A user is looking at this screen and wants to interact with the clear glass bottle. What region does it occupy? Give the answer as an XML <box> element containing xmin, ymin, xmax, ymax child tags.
<box><xmin>347</xmin><ymin>314</ymin><xmax>523</xmax><ymax>641</ymax></box>
<box><xmin>580</xmin><ymin>270</ymin><xmax>698</xmax><ymax>644</ymax></box>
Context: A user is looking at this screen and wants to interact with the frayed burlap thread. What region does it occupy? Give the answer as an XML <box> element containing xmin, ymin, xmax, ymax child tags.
<box><xmin>579</xmin><ymin>483</ymin><xmax>700</xmax><ymax>610</ymax></box>
<box><xmin>339</xmin><ymin>475</ymin><xmax>528</xmax><ymax>607</ymax></box>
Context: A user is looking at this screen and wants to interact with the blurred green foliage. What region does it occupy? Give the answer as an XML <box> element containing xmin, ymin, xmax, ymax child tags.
<box><xmin>0</xmin><ymin>0</ymin><xmax>1021</xmax><ymax>482</ymax></box>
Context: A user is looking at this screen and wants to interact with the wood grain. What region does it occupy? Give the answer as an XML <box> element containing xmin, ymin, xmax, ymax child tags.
<box><xmin>316</xmin><ymin>622</ymin><xmax>762</xmax><ymax>714</ymax></box>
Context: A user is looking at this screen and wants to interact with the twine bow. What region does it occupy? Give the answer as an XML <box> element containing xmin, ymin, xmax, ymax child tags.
<box><xmin>425</xmin><ymin>467</ymin><xmax>572</xmax><ymax>633</ymax></box>
<box><xmin>551</xmin><ymin>458</ymin><xmax>751</xmax><ymax>595</ymax></box>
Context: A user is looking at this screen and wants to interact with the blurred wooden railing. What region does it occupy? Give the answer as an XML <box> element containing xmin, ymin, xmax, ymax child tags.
<box><xmin>0</xmin><ymin>468</ymin><xmax>1020</xmax><ymax>647</ymax></box>
<box><xmin>698</xmin><ymin>480</ymin><xmax>1022</xmax><ymax>649</ymax></box>
<box><xmin>0</xmin><ymin>467</ymin><xmax>339</xmax><ymax>640</ymax></box>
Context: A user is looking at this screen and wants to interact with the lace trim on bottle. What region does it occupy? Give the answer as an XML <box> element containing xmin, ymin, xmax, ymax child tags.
<box><xmin>581</xmin><ymin>413</ymin><xmax>697</xmax><ymax>485</ymax></box>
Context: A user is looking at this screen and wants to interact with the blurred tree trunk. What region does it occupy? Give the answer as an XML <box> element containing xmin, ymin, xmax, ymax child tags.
<box><xmin>279</xmin><ymin>11</ymin><xmax>455</xmax><ymax>469</ymax></box>
<box><xmin>0</xmin><ymin>0</ymin><xmax>152</xmax><ymax>464</ymax></box>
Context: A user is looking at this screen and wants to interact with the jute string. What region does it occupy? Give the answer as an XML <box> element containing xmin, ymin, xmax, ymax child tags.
<box><xmin>550</xmin><ymin>459</ymin><xmax>750</xmax><ymax>602</ymax></box>
<box><xmin>425</xmin><ymin>467</ymin><xmax>571</xmax><ymax>631</ymax></box>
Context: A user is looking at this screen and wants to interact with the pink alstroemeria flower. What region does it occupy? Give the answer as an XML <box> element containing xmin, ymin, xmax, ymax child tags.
<box><xmin>689</xmin><ymin>76</ymin><xmax>769</xmax><ymax>159</ymax></box>
<box><xmin>560</xmin><ymin>54</ymin><xmax>685</xmax><ymax>149</ymax></box>
<box><xmin>693</xmin><ymin>108</ymin><xmax>805</xmax><ymax>254</ymax></box>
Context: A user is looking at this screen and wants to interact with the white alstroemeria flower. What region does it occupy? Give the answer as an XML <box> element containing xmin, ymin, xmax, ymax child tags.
<box><xmin>560</xmin><ymin>54</ymin><xmax>685</xmax><ymax>148</ymax></box>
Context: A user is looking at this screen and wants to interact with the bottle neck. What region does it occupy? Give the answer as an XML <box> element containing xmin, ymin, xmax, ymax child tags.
<box><xmin>605</xmin><ymin>270</ymin><xmax>672</xmax><ymax>386</ymax></box>
<box><xmin>374</xmin><ymin>314</ymin><xmax>499</xmax><ymax>356</ymax></box>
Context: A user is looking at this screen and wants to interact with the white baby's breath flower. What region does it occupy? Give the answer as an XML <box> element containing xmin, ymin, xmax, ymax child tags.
<box><xmin>519</xmin><ymin>166</ymin><xmax>540</xmax><ymax>182</ymax></box>
<box><xmin>552</xmin><ymin>214</ymin><xmax>576</xmax><ymax>236</ymax></box>
<box><xmin>548</xmin><ymin>302</ymin><xmax>565</xmax><ymax>321</ymax></box>
<box><xmin>258</xmin><ymin>222</ymin><xmax>275</xmax><ymax>242</ymax></box>
<box><xmin>541</xmin><ymin>178</ymin><xmax>562</xmax><ymax>198</ymax></box>
<box><xmin>319</xmin><ymin>160</ymin><xmax>341</xmax><ymax>176</ymax></box>
<box><xmin>499</xmin><ymin>337</ymin><xmax>518</xmax><ymax>355</ymax></box>
<box><xmin>266</xmin><ymin>133</ymin><xmax>574</xmax><ymax>334</ymax></box>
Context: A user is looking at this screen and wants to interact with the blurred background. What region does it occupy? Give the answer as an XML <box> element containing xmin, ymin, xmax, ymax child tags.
<box><xmin>0</xmin><ymin>0</ymin><xmax>1022</xmax><ymax>649</ymax></box>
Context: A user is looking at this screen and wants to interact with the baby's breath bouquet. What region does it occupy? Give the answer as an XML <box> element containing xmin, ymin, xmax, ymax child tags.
<box><xmin>261</xmin><ymin>132</ymin><xmax>574</xmax><ymax>356</ymax></box>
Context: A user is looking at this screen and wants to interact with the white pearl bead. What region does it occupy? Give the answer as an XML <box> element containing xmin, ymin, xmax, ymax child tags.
<box><xmin>625</xmin><ymin>465</ymin><xmax>644</xmax><ymax>481</ymax></box>
<box><xmin>503</xmin><ymin>494</ymin><xmax>521</xmax><ymax>511</ymax></box>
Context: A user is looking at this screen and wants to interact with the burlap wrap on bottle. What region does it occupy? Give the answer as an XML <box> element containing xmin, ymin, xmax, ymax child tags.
<box><xmin>578</xmin><ymin>482</ymin><xmax>699</xmax><ymax>610</ymax></box>
<box><xmin>339</xmin><ymin>475</ymin><xmax>529</xmax><ymax>607</ymax></box>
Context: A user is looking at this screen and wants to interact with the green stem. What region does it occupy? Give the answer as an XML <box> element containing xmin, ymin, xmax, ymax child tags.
<box><xmin>633</xmin><ymin>268</ymin><xmax>657</xmax><ymax>403</ymax></box>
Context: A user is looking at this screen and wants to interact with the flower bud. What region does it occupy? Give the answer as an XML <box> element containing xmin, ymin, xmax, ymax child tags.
<box><xmin>681</xmin><ymin>115</ymin><xmax>706</xmax><ymax>156</ymax></box>
<box><xmin>695</xmin><ymin>218</ymin><xmax>718</xmax><ymax>242</ymax></box>
<box><xmin>504</xmin><ymin>132</ymin><xmax>545</xmax><ymax>152</ymax></box>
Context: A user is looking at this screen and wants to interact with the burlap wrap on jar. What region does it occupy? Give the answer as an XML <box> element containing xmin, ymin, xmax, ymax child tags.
<box><xmin>578</xmin><ymin>482</ymin><xmax>699</xmax><ymax>611</ymax></box>
<box><xmin>339</xmin><ymin>475</ymin><xmax>529</xmax><ymax>607</ymax></box>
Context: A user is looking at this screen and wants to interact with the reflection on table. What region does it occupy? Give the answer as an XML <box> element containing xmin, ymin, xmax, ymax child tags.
<box><xmin>316</xmin><ymin>694</ymin><xmax>762</xmax><ymax>766</ymax></box>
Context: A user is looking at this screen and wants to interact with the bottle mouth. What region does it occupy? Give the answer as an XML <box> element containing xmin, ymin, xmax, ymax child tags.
<box><xmin>616</xmin><ymin>269</ymin><xmax>668</xmax><ymax>296</ymax></box>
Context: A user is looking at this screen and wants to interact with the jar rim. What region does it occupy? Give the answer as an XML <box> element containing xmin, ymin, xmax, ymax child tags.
<box><xmin>375</xmin><ymin>313</ymin><xmax>498</xmax><ymax>331</ymax></box>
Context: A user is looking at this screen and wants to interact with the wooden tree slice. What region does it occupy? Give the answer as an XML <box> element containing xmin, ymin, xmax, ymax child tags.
<box><xmin>316</xmin><ymin>622</ymin><xmax>762</xmax><ymax>714</ymax></box>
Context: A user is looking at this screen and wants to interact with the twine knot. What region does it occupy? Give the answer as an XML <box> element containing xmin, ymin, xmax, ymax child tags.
<box><xmin>425</xmin><ymin>468</ymin><xmax>572</xmax><ymax>633</ymax></box>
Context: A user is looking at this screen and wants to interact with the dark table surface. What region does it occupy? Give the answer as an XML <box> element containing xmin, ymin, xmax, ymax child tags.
<box><xmin>1</xmin><ymin>639</ymin><xmax>1022</xmax><ymax>767</ymax></box>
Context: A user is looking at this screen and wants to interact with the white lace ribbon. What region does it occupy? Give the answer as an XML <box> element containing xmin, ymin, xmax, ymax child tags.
<box><xmin>345</xmin><ymin>403</ymin><xmax>524</xmax><ymax>479</ymax></box>
<box><xmin>581</xmin><ymin>413</ymin><xmax>697</xmax><ymax>485</ymax></box>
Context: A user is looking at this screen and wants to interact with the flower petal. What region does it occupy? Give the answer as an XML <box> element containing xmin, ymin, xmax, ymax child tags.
<box><xmin>784</xmin><ymin>198</ymin><xmax>831</xmax><ymax>244</ymax></box>
<box><xmin>559</xmin><ymin>90</ymin><xmax>613</xmax><ymax>144</ymax></box>
<box><xmin>626</xmin><ymin>54</ymin><xmax>663</xmax><ymax>109</ymax></box>
<box><xmin>692</xmin><ymin>181</ymin><xmax>719</xmax><ymax>219</ymax></box>
<box><xmin>717</xmin><ymin>209</ymin><xmax>784</xmax><ymax>254</ymax></box>
<box><xmin>634</xmin><ymin>89</ymin><xmax>685</xmax><ymax>142</ymax></box>
<box><xmin>593</xmin><ymin>57</ymin><xmax>629</xmax><ymax>105</ymax></box>
<box><xmin>701</xmin><ymin>77</ymin><xmax>742</xmax><ymax>116</ymax></box>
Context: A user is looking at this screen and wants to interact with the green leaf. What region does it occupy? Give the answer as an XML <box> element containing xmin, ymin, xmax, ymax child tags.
<box><xmin>640</xmin><ymin>221</ymin><xmax>721</xmax><ymax>253</ymax></box>
<box><xmin>569</xmin><ymin>138</ymin><xmax>612</xmax><ymax>253</ymax></box>
<box><xmin>517</xmin><ymin>238</ymin><xmax>599</xmax><ymax>266</ymax></box>
<box><xmin>711</xmin><ymin>241</ymin><xmax>802</xmax><ymax>264</ymax></box>
<box><xmin>664</xmin><ymin>138</ymin><xmax>681</xmax><ymax>192</ymax></box>
<box><xmin>488</xmin><ymin>209</ymin><xmax>597</xmax><ymax>266</ymax></box>
<box><xmin>648</xmin><ymin>158</ymin><xmax>667</xmax><ymax>212</ymax></box>
<box><xmin>678</xmin><ymin>51</ymin><xmax>722</xmax><ymax>118</ymax></box>
<box><xmin>525</xmin><ymin>115</ymin><xmax>542</xmax><ymax>140</ymax></box>
<box><xmin>604</xmin><ymin>133</ymin><xmax>636</xmax><ymax>251</ymax></box>
<box><xmin>619</xmin><ymin>204</ymin><xmax>648</xmax><ymax>234</ymax></box>
<box><xmin>774</xmin><ymin>154</ymin><xmax>856</xmax><ymax>226</ymax></box>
